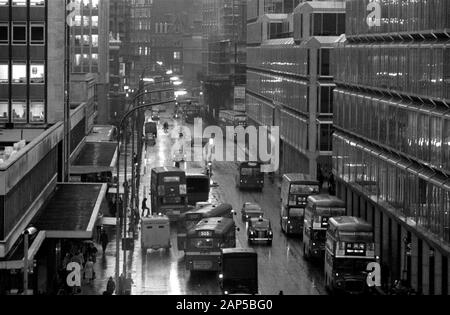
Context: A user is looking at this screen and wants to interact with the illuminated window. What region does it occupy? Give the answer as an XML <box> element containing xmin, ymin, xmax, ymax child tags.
<box><xmin>30</xmin><ymin>101</ymin><xmax>45</xmax><ymax>123</ymax></box>
<box><xmin>174</xmin><ymin>51</ymin><xmax>181</xmax><ymax>60</ymax></box>
<box><xmin>0</xmin><ymin>101</ymin><xmax>8</xmax><ymax>122</ymax></box>
<box><xmin>12</xmin><ymin>63</ymin><xmax>26</xmax><ymax>83</ymax></box>
<box><xmin>30</xmin><ymin>0</ymin><xmax>45</xmax><ymax>6</ymax></box>
<box><xmin>30</xmin><ymin>63</ymin><xmax>45</xmax><ymax>84</ymax></box>
<box><xmin>12</xmin><ymin>0</ymin><xmax>26</xmax><ymax>6</ymax></box>
<box><xmin>12</xmin><ymin>101</ymin><xmax>26</xmax><ymax>122</ymax></box>
<box><xmin>0</xmin><ymin>64</ymin><xmax>8</xmax><ymax>83</ymax></box>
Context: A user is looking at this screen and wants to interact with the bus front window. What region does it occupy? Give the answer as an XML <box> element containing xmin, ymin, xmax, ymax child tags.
<box><xmin>335</xmin><ymin>259</ymin><xmax>369</xmax><ymax>274</ymax></box>
<box><xmin>312</xmin><ymin>230</ymin><xmax>327</xmax><ymax>242</ymax></box>
<box><xmin>290</xmin><ymin>184</ymin><xmax>320</xmax><ymax>195</ymax></box>
<box><xmin>240</xmin><ymin>168</ymin><xmax>259</xmax><ymax>176</ymax></box>
<box><xmin>190</xmin><ymin>238</ymin><xmax>215</xmax><ymax>249</ymax></box>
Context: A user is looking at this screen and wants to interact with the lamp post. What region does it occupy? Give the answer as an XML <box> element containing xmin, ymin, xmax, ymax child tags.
<box><xmin>114</xmin><ymin>97</ymin><xmax>175</xmax><ymax>294</ymax></box>
<box><xmin>23</xmin><ymin>226</ymin><xmax>37</xmax><ymax>295</ymax></box>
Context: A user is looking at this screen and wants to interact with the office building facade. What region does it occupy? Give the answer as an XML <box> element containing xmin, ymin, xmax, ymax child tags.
<box><xmin>333</xmin><ymin>0</ymin><xmax>450</xmax><ymax>294</ymax></box>
<box><xmin>0</xmin><ymin>0</ymin><xmax>66</xmax><ymax>128</ymax></box>
<box><xmin>70</xmin><ymin>0</ymin><xmax>110</xmax><ymax>125</ymax></box>
<box><xmin>202</xmin><ymin>0</ymin><xmax>247</xmax><ymax>119</ymax></box>
<box><xmin>246</xmin><ymin>0</ymin><xmax>344</xmax><ymax>177</ymax></box>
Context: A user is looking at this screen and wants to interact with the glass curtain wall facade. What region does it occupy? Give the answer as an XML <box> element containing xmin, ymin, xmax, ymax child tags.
<box><xmin>246</xmin><ymin>0</ymin><xmax>345</xmax><ymax>177</ymax></box>
<box><xmin>333</xmin><ymin>0</ymin><xmax>450</xmax><ymax>295</ymax></box>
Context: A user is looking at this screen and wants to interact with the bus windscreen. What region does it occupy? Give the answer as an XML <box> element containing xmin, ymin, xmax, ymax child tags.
<box><xmin>187</xmin><ymin>178</ymin><xmax>210</xmax><ymax>193</ymax></box>
<box><xmin>164</xmin><ymin>176</ymin><xmax>181</xmax><ymax>183</ymax></box>
<box><xmin>290</xmin><ymin>184</ymin><xmax>320</xmax><ymax>195</ymax></box>
<box><xmin>240</xmin><ymin>168</ymin><xmax>261</xmax><ymax>176</ymax></box>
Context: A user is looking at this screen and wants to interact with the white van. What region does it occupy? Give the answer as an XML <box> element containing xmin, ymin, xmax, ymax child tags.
<box><xmin>141</xmin><ymin>215</ymin><xmax>171</xmax><ymax>251</ymax></box>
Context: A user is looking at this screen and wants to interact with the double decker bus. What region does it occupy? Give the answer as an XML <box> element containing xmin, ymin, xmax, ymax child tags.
<box><xmin>177</xmin><ymin>203</ymin><xmax>234</xmax><ymax>251</ymax></box>
<box><xmin>185</xmin><ymin>101</ymin><xmax>202</xmax><ymax>124</ymax></box>
<box><xmin>150</xmin><ymin>167</ymin><xmax>188</xmax><ymax>221</ymax></box>
<box><xmin>218</xmin><ymin>110</ymin><xmax>247</xmax><ymax>141</ymax></box>
<box><xmin>325</xmin><ymin>216</ymin><xmax>376</xmax><ymax>295</ymax></box>
<box><xmin>236</xmin><ymin>161</ymin><xmax>264</xmax><ymax>191</ymax></box>
<box><xmin>185</xmin><ymin>217</ymin><xmax>236</xmax><ymax>272</ymax></box>
<box><xmin>303</xmin><ymin>195</ymin><xmax>346</xmax><ymax>260</ymax></box>
<box><xmin>280</xmin><ymin>174</ymin><xmax>320</xmax><ymax>235</ymax></box>
<box><xmin>186</xmin><ymin>173</ymin><xmax>210</xmax><ymax>206</ymax></box>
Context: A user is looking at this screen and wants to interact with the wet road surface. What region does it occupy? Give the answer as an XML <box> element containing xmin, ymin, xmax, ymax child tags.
<box><xmin>84</xmin><ymin>111</ymin><xmax>327</xmax><ymax>295</ymax></box>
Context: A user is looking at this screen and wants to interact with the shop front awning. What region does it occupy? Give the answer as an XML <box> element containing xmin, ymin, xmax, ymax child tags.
<box><xmin>71</xmin><ymin>142</ymin><xmax>117</xmax><ymax>175</ymax></box>
<box><xmin>32</xmin><ymin>183</ymin><xmax>107</xmax><ymax>239</ymax></box>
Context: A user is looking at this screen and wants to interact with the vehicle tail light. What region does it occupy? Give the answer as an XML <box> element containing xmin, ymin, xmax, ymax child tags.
<box><xmin>179</xmin><ymin>184</ymin><xmax>187</xmax><ymax>195</ymax></box>
<box><xmin>158</xmin><ymin>185</ymin><xmax>165</xmax><ymax>196</ymax></box>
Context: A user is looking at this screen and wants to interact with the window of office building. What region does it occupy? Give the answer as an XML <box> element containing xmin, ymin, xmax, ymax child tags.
<box><xmin>30</xmin><ymin>24</ymin><xmax>45</xmax><ymax>45</ymax></box>
<box><xmin>319</xmin><ymin>123</ymin><xmax>333</xmax><ymax>151</ymax></box>
<box><xmin>30</xmin><ymin>63</ymin><xmax>44</xmax><ymax>84</ymax></box>
<box><xmin>0</xmin><ymin>63</ymin><xmax>8</xmax><ymax>83</ymax></box>
<box><xmin>30</xmin><ymin>0</ymin><xmax>45</xmax><ymax>6</ymax></box>
<box><xmin>30</xmin><ymin>101</ymin><xmax>44</xmax><ymax>123</ymax></box>
<box><xmin>13</xmin><ymin>23</ymin><xmax>26</xmax><ymax>45</ymax></box>
<box><xmin>319</xmin><ymin>86</ymin><xmax>333</xmax><ymax>114</ymax></box>
<box><xmin>319</xmin><ymin>49</ymin><xmax>331</xmax><ymax>76</ymax></box>
<box><xmin>12</xmin><ymin>63</ymin><xmax>26</xmax><ymax>83</ymax></box>
<box><xmin>174</xmin><ymin>51</ymin><xmax>181</xmax><ymax>60</ymax></box>
<box><xmin>0</xmin><ymin>1</ymin><xmax>9</xmax><ymax>6</ymax></box>
<box><xmin>0</xmin><ymin>101</ymin><xmax>8</xmax><ymax>121</ymax></box>
<box><xmin>0</xmin><ymin>24</ymin><xmax>8</xmax><ymax>44</ymax></box>
<box><xmin>11</xmin><ymin>101</ymin><xmax>26</xmax><ymax>122</ymax></box>
<box><xmin>12</xmin><ymin>0</ymin><xmax>26</xmax><ymax>6</ymax></box>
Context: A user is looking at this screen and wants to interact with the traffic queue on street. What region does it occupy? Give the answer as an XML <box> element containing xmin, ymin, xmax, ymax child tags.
<box><xmin>140</xmin><ymin>126</ymin><xmax>378</xmax><ymax>295</ymax></box>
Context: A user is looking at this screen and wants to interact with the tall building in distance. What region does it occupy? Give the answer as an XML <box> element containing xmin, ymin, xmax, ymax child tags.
<box><xmin>70</xmin><ymin>0</ymin><xmax>110</xmax><ymax>125</ymax></box>
<box><xmin>182</xmin><ymin>0</ymin><xmax>203</xmax><ymax>97</ymax></box>
<box><xmin>202</xmin><ymin>0</ymin><xmax>247</xmax><ymax>119</ymax></box>
<box><xmin>246</xmin><ymin>0</ymin><xmax>345</xmax><ymax>177</ymax></box>
<box><xmin>129</xmin><ymin>0</ymin><xmax>193</xmax><ymax>88</ymax></box>
<box><xmin>333</xmin><ymin>0</ymin><xmax>450</xmax><ymax>294</ymax></box>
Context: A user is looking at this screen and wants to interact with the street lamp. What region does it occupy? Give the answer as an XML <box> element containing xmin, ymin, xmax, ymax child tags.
<box><xmin>23</xmin><ymin>226</ymin><xmax>38</xmax><ymax>295</ymax></box>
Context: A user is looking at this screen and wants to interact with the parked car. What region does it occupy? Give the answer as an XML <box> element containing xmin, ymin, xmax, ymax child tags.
<box><xmin>241</xmin><ymin>202</ymin><xmax>264</xmax><ymax>222</ymax></box>
<box><xmin>247</xmin><ymin>217</ymin><xmax>273</xmax><ymax>245</ymax></box>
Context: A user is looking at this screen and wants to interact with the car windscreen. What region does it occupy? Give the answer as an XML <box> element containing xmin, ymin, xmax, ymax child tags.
<box><xmin>240</xmin><ymin>168</ymin><xmax>261</xmax><ymax>176</ymax></box>
<box><xmin>288</xmin><ymin>208</ymin><xmax>304</xmax><ymax>218</ymax></box>
<box><xmin>252</xmin><ymin>221</ymin><xmax>270</xmax><ymax>229</ymax></box>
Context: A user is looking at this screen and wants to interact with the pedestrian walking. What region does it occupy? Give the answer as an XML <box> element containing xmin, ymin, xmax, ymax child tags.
<box><xmin>100</xmin><ymin>230</ymin><xmax>109</xmax><ymax>254</ymax></box>
<box><xmin>84</xmin><ymin>258</ymin><xmax>95</xmax><ymax>284</ymax></box>
<box><xmin>124</xmin><ymin>273</ymin><xmax>134</xmax><ymax>295</ymax></box>
<box><xmin>141</xmin><ymin>198</ymin><xmax>151</xmax><ymax>217</ymax></box>
<box><xmin>328</xmin><ymin>173</ymin><xmax>336</xmax><ymax>195</ymax></box>
<box><xmin>317</xmin><ymin>166</ymin><xmax>324</xmax><ymax>191</ymax></box>
<box><xmin>106</xmin><ymin>277</ymin><xmax>116</xmax><ymax>295</ymax></box>
<box><xmin>62</xmin><ymin>253</ymin><xmax>71</xmax><ymax>270</ymax></box>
